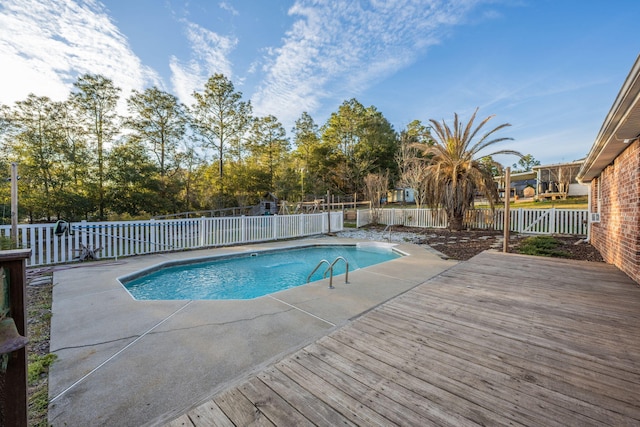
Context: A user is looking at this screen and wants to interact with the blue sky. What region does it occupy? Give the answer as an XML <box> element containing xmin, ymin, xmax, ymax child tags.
<box><xmin>1</xmin><ymin>0</ymin><xmax>638</xmax><ymax>166</ymax></box>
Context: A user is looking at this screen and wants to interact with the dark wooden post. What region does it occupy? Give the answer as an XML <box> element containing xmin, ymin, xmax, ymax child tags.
<box><xmin>0</xmin><ymin>249</ymin><xmax>31</xmax><ymax>427</ymax></box>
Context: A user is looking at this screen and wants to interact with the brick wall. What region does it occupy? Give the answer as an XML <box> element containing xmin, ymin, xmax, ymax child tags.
<box><xmin>590</xmin><ymin>139</ymin><xmax>640</xmax><ymax>284</ymax></box>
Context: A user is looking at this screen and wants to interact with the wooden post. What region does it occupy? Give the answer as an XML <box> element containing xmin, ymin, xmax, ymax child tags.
<box><xmin>0</xmin><ymin>249</ymin><xmax>31</xmax><ymax>427</ymax></box>
<box><xmin>503</xmin><ymin>167</ymin><xmax>511</xmax><ymax>253</ymax></box>
<box><xmin>10</xmin><ymin>163</ymin><xmax>18</xmax><ymax>247</ymax></box>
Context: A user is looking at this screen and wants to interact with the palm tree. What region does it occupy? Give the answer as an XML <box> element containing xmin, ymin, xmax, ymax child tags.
<box><xmin>421</xmin><ymin>108</ymin><xmax>521</xmax><ymax>231</ymax></box>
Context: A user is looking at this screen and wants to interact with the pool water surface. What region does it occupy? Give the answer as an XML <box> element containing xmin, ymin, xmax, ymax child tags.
<box><xmin>122</xmin><ymin>245</ymin><xmax>402</xmax><ymax>300</ymax></box>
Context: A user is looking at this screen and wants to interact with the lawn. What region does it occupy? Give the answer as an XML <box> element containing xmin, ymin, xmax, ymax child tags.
<box><xmin>382</xmin><ymin>196</ymin><xmax>588</xmax><ymax>210</ymax></box>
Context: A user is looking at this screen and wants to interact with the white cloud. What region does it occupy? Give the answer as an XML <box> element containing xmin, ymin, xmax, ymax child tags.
<box><xmin>219</xmin><ymin>2</ymin><xmax>239</xmax><ymax>16</ymax></box>
<box><xmin>252</xmin><ymin>0</ymin><xmax>483</xmax><ymax>126</ymax></box>
<box><xmin>169</xmin><ymin>20</ymin><xmax>237</xmax><ymax>105</ymax></box>
<box><xmin>0</xmin><ymin>0</ymin><xmax>161</xmax><ymax>106</ymax></box>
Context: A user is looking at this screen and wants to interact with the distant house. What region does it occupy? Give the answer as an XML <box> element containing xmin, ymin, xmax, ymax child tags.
<box><xmin>494</xmin><ymin>160</ymin><xmax>586</xmax><ymax>200</ymax></box>
<box><xmin>577</xmin><ymin>54</ymin><xmax>640</xmax><ymax>284</ymax></box>
<box><xmin>387</xmin><ymin>188</ymin><xmax>415</xmax><ymax>204</ymax></box>
<box><xmin>495</xmin><ymin>171</ymin><xmax>536</xmax><ymax>199</ymax></box>
<box><xmin>533</xmin><ymin>160</ymin><xmax>587</xmax><ymax>199</ymax></box>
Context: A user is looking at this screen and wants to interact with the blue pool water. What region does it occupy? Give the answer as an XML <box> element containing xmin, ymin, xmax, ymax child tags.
<box><xmin>123</xmin><ymin>245</ymin><xmax>401</xmax><ymax>300</ymax></box>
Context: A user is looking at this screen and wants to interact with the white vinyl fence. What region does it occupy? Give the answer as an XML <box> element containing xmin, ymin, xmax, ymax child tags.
<box><xmin>357</xmin><ymin>208</ymin><xmax>588</xmax><ymax>236</ymax></box>
<box><xmin>0</xmin><ymin>212</ymin><xmax>343</xmax><ymax>267</ymax></box>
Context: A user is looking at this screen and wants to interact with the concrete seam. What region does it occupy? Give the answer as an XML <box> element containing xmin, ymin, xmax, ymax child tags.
<box><xmin>267</xmin><ymin>295</ymin><xmax>336</xmax><ymax>327</ymax></box>
<box><xmin>50</xmin><ymin>300</ymin><xmax>194</xmax><ymax>403</ymax></box>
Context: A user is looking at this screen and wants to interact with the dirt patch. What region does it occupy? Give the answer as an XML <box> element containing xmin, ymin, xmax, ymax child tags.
<box><xmin>374</xmin><ymin>225</ymin><xmax>604</xmax><ymax>262</ymax></box>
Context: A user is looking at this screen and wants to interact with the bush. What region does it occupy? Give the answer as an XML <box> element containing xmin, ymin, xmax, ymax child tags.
<box><xmin>518</xmin><ymin>236</ymin><xmax>569</xmax><ymax>258</ymax></box>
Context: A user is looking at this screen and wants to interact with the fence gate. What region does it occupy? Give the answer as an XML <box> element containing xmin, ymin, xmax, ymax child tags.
<box><xmin>518</xmin><ymin>209</ymin><xmax>553</xmax><ymax>234</ymax></box>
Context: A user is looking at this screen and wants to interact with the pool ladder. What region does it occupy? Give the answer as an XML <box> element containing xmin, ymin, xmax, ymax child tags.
<box><xmin>307</xmin><ymin>256</ymin><xmax>349</xmax><ymax>289</ymax></box>
<box><xmin>383</xmin><ymin>224</ymin><xmax>393</xmax><ymax>242</ymax></box>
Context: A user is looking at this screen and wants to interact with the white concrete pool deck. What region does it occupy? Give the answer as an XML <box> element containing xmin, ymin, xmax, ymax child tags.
<box><xmin>48</xmin><ymin>236</ymin><xmax>457</xmax><ymax>426</ymax></box>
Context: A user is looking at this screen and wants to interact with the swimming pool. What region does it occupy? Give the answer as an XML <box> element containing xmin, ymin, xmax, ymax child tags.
<box><xmin>121</xmin><ymin>244</ymin><xmax>403</xmax><ymax>300</ymax></box>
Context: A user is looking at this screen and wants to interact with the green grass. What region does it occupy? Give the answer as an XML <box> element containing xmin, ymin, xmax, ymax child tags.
<box><xmin>26</xmin><ymin>281</ymin><xmax>54</xmax><ymax>426</ymax></box>
<box><xmin>28</xmin><ymin>353</ymin><xmax>57</xmax><ymax>384</ymax></box>
<box><xmin>517</xmin><ymin>236</ymin><xmax>569</xmax><ymax>258</ymax></box>
<box><xmin>383</xmin><ymin>196</ymin><xmax>588</xmax><ymax>210</ymax></box>
<box><xmin>27</xmin><ymin>386</ymin><xmax>50</xmax><ymax>427</ymax></box>
<box><xmin>475</xmin><ymin>196</ymin><xmax>588</xmax><ymax>210</ymax></box>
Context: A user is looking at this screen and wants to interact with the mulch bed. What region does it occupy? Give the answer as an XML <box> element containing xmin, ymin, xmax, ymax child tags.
<box><xmin>386</xmin><ymin>226</ymin><xmax>604</xmax><ymax>262</ymax></box>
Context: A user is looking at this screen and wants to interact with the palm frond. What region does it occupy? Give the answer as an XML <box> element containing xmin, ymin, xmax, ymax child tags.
<box><xmin>417</xmin><ymin>109</ymin><xmax>519</xmax><ymax>230</ymax></box>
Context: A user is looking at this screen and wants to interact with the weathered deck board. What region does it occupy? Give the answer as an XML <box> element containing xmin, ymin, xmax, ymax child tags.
<box><xmin>171</xmin><ymin>251</ymin><xmax>640</xmax><ymax>426</ymax></box>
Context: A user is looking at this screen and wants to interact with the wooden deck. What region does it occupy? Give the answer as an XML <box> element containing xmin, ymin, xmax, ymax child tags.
<box><xmin>165</xmin><ymin>251</ymin><xmax>640</xmax><ymax>426</ymax></box>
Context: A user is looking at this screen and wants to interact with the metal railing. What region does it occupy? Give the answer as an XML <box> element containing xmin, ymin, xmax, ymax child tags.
<box><xmin>308</xmin><ymin>256</ymin><xmax>349</xmax><ymax>289</ymax></box>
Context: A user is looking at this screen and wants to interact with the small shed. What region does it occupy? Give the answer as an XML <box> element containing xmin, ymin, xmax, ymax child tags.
<box><xmin>255</xmin><ymin>193</ymin><xmax>279</xmax><ymax>215</ymax></box>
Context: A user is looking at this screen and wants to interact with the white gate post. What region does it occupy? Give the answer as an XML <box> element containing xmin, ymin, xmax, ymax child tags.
<box><xmin>241</xmin><ymin>216</ymin><xmax>247</xmax><ymax>243</ymax></box>
<box><xmin>273</xmin><ymin>214</ymin><xmax>279</xmax><ymax>240</ymax></box>
<box><xmin>518</xmin><ymin>208</ymin><xmax>524</xmax><ymax>233</ymax></box>
<box><xmin>150</xmin><ymin>218</ymin><xmax>157</xmax><ymax>253</ymax></box>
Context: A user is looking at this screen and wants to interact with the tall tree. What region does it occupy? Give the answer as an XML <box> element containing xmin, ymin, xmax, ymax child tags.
<box><xmin>421</xmin><ymin>109</ymin><xmax>521</xmax><ymax>231</ymax></box>
<box><xmin>321</xmin><ymin>99</ymin><xmax>397</xmax><ymax>197</ymax></box>
<box><xmin>174</xmin><ymin>140</ymin><xmax>203</xmax><ymax>212</ymax></box>
<box><xmin>126</xmin><ymin>86</ymin><xmax>186</xmax><ymax>177</ymax></box>
<box><xmin>292</xmin><ymin>112</ymin><xmax>324</xmax><ymax>198</ymax></box>
<box><xmin>405</xmin><ymin>119</ymin><xmax>432</xmax><ymax>144</ymax></box>
<box><xmin>126</xmin><ymin>86</ymin><xmax>187</xmax><ymax>212</ymax></box>
<box><xmin>106</xmin><ymin>139</ymin><xmax>161</xmax><ymax>216</ymax></box>
<box><xmin>57</xmin><ymin>100</ymin><xmax>93</xmax><ymax>219</ymax></box>
<box><xmin>356</xmin><ymin>105</ymin><xmax>398</xmax><ymax>176</ymax></box>
<box><xmin>71</xmin><ymin>74</ymin><xmax>121</xmax><ymax>220</ymax></box>
<box><xmin>3</xmin><ymin>95</ymin><xmax>82</xmax><ymax>221</ymax></box>
<box><xmin>322</xmin><ymin>99</ymin><xmax>364</xmax><ymax>194</ymax></box>
<box><xmin>249</xmin><ymin>115</ymin><xmax>290</xmax><ymax>191</ymax></box>
<box><xmin>190</xmin><ymin>74</ymin><xmax>252</xmax><ymax>201</ymax></box>
<box><xmin>512</xmin><ymin>153</ymin><xmax>540</xmax><ymax>172</ymax></box>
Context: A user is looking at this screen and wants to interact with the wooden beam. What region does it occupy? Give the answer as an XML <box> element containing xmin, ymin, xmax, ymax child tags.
<box><xmin>0</xmin><ymin>249</ymin><xmax>31</xmax><ymax>427</ymax></box>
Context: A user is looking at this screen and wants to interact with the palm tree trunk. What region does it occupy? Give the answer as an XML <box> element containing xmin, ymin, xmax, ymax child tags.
<box><xmin>449</xmin><ymin>214</ymin><xmax>464</xmax><ymax>231</ymax></box>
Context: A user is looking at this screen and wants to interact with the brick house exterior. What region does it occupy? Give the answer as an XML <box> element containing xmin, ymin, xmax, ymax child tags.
<box><xmin>577</xmin><ymin>55</ymin><xmax>640</xmax><ymax>284</ymax></box>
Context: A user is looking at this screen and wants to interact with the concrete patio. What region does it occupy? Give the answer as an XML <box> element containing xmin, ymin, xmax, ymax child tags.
<box><xmin>47</xmin><ymin>237</ymin><xmax>456</xmax><ymax>426</ymax></box>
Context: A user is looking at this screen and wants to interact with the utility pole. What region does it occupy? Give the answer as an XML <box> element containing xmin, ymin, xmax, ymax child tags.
<box><xmin>10</xmin><ymin>163</ymin><xmax>18</xmax><ymax>247</ymax></box>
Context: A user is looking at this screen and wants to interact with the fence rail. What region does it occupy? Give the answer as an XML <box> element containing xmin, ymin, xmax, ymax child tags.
<box><xmin>357</xmin><ymin>208</ymin><xmax>588</xmax><ymax>236</ymax></box>
<box><xmin>0</xmin><ymin>212</ymin><xmax>343</xmax><ymax>267</ymax></box>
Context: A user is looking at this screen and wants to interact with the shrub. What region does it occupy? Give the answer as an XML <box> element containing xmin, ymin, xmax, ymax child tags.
<box><xmin>518</xmin><ymin>236</ymin><xmax>569</xmax><ymax>258</ymax></box>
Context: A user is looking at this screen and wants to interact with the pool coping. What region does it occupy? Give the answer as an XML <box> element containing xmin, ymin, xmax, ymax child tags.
<box><xmin>48</xmin><ymin>236</ymin><xmax>458</xmax><ymax>426</ymax></box>
<box><xmin>117</xmin><ymin>241</ymin><xmax>406</xmax><ymax>300</ymax></box>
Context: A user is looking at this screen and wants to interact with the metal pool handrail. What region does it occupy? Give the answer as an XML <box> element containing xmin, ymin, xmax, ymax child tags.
<box><xmin>307</xmin><ymin>259</ymin><xmax>331</xmax><ymax>284</ymax></box>
<box><xmin>307</xmin><ymin>256</ymin><xmax>349</xmax><ymax>289</ymax></box>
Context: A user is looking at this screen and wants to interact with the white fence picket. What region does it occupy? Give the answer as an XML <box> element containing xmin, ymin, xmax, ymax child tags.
<box><xmin>357</xmin><ymin>208</ymin><xmax>588</xmax><ymax>236</ymax></box>
<box><xmin>0</xmin><ymin>212</ymin><xmax>343</xmax><ymax>267</ymax></box>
